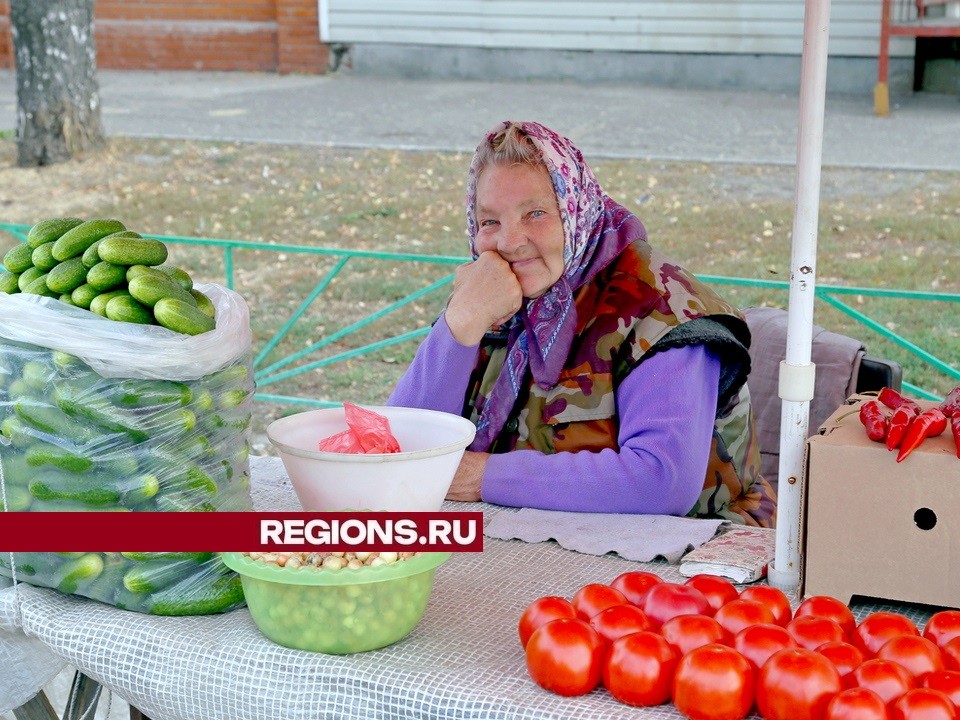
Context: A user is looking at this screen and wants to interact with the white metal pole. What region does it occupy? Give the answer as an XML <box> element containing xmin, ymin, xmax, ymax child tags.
<box><xmin>766</xmin><ymin>0</ymin><xmax>833</xmax><ymax>593</ymax></box>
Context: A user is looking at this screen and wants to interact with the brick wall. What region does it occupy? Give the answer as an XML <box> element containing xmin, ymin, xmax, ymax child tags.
<box><xmin>0</xmin><ymin>0</ymin><xmax>328</xmax><ymax>74</ymax></box>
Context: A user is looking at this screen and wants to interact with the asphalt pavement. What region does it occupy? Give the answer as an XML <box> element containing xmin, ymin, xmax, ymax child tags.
<box><xmin>1</xmin><ymin>69</ymin><xmax>959</xmax><ymax>171</ymax></box>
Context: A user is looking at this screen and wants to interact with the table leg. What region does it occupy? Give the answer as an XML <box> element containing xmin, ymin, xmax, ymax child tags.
<box><xmin>63</xmin><ymin>672</ymin><xmax>101</xmax><ymax>720</ymax></box>
<box><xmin>12</xmin><ymin>692</ymin><xmax>58</xmax><ymax>720</ymax></box>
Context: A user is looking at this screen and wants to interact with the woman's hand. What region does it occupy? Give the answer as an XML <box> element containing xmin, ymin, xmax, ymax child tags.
<box><xmin>445</xmin><ymin>451</ymin><xmax>489</xmax><ymax>502</ymax></box>
<box><xmin>444</xmin><ymin>251</ymin><xmax>522</xmax><ymax>346</ymax></box>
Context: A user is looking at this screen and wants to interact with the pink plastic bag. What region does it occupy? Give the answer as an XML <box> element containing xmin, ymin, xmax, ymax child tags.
<box><xmin>318</xmin><ymin>402</ymin><xmax>401</xmax><ymax>454</ymax></box>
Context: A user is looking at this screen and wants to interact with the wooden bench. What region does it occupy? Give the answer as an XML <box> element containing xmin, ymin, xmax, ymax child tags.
<box><xmin>876</xmin><ymin>0</ymin><xmax>960</xmax><ymax>114</ymax></box>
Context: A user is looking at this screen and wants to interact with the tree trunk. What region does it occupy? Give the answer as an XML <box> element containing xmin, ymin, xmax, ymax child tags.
<box><xmin>10</xmin><ymin>0</ymin><xmax>105</xmax><ymax>167</ymax></box>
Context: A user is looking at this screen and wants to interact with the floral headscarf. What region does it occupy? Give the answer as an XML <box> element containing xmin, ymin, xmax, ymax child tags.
<box><xmin>465</xmin><ymin>121</ymin><xmax>646</xmax><ymax>451</ymax></box>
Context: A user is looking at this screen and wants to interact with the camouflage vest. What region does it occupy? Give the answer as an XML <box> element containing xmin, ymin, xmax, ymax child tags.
<box><xmin>464</xmin><ymin>241</ymin><xmax>777</xmax><ymax>527</ymax></box>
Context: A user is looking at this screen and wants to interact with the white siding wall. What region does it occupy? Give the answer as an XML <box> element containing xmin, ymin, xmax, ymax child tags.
<box><xmin>320</xmin><ymin>0</ymin><xmax>914</xmax><ymax>58</ymax></box>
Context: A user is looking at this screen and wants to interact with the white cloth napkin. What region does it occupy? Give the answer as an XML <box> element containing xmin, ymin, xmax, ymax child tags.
<box><xmin>484</xmin><ymin>508</ymin><xmax>725</xmax><ymax>564</ymax></box>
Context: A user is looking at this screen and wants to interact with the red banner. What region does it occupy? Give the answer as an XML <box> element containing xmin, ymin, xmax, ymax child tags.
<box><xmin>0</xmin><ymin>511</ymin><xmax>484</xmax><ymax>552</ymax></box>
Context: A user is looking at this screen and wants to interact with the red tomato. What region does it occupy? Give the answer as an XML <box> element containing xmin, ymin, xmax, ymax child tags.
<box><xmin>518</xmin><ymin>596</ymin><xmax>578</xmax><ymax>648</ymax></box>
<box><xmin>661</xmin><ymin>614</ymin><xmax>729</xmax><ymax>657</ymax></box>
<box><xmin>852</xmin><ymin>658</ymin><xmax>917</xmax><ymax>707</ymax></box>
<box><xmin>589</xmin><ymin>603</ymin><xmax>652</xmax><ymax>645</ymax></box>
<box><xmin>854</xmin><ymin>612</ymin><xmax>922</xmax><ymax>658</ymax></box>
<box><xmin>877</xmin><ymin>635</ymin><xmax>945</xmax><ymax>683</ymax></box>
<box><xmin>788</xmin><ymin>615</ymin><xmax>847</xmax><ymax>651</ymax></box>
<box><xmin>923</xmin><ymin>611</ymin><xmax>960</xmax><ymax>650</ymax></box>
<box><xmin>795</xmin><ymin>595</ymin><xmax>857</xmax><ymax>639</ymax></box>
<box><xmin>571</xmin><ymin>583</ymin><xmax>627</xmax><ymax>621</ymax></box>
<box><xmin>525</xmin><ymin>618</ymin><xmax>605</xmax><ymax>696</ymax></box>
<box><xmin>738</xmin><ymin>585</ymin><xmax>793</xmax><ymax>627</ymax></box>
<box><xmin>943</xmin><ymin>637</ymin><xmax>960</xmax><ymax>671</ymax></box>
<box><xmin>890</xmin><ymin>688</ymin><xmax>957</xmax><ymax>720</ymax></box>
<box><xmin>817</xmin><ymin>640</ymin><xmax>866</xmax><ymax>688</ymax></box>
<box><xmin>641</xmin><ymin>582</ymin><xmax>712</xmax><ymax>629</ymax></box>
<box><xmin>673</xmin><ymin>643</ymin><xmax>754</xmax><ymax>720</ymax></box>
<box><xmin>923</xmin><ymin>669</ymin><xmax>960</xmax><ymax>707</ymax></box>
<box><xmin>824</xmin><ymin>687</ymin><xmax>890</xmax><ymax>720</ymax></box>
<box><xmin>713</xmin><ymin>598</ymin><xmax>776</xmax><ymax>637</ymax></box>
<box><xmin>733</xmin><ymin>623</ymin><xmax>797</xmax><ymax>675</ymax></box>
<box><xmin>684</xmin><ymin>574</ymin><xmax>740</xmax><ymax>614</ymax></box>
<box><xmin>757</xmin><ymin>647</ymin><xmax>842</xmax><ymax>720</ymax></box>
<box><xmin>610</xmin><ymin>570</ymin><xmax>663</xmax><ymax>607</ymax></box>
<box><xmin>602</xmin><ymin>630</ymin><xmax>678</xmax><ymax>707</ymax></box>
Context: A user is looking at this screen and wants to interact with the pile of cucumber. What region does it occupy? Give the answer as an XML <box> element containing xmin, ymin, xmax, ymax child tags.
<box><xmin>0</xmin><ymin>345</ymin><xmax>253</xmax><ymax>614</ymax></box>
<box><xmin>0</xmin><ymin>232</ymin><xmax>256</xmax><ymax>613</ymax></box>
<box><xmin>1</xmin><ymin>217</ymin><xmax>215</xmax><ymax>336</ymax></box>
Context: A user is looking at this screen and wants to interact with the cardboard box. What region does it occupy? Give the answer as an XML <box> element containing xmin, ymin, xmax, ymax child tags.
<box><xmin>801</xmin><ymin>394</ymin><xmax>960</xmax><ymax>608</ymax></box>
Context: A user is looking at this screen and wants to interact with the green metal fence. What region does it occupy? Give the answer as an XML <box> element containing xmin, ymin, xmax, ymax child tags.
<box><xmin>2</xmin><ymin>223</ymin><xmax>958</xmax><ymax>403</ymax></box>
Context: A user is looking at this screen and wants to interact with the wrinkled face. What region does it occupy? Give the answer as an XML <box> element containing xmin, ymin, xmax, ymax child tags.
<box><xmin>473</xmin><ymin>162</ymin><xmax>565</xmax><ymax>299</ymax></box>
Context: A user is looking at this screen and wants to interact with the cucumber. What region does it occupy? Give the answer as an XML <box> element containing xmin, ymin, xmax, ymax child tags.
<box><xmin>89</xmin><ymin>289</ymin><xmax>131</xmax><ymax>317</ymax></box>
<box><xmin>52</xmin><ymin>384</ymin><xmax>149</xmax><ymax>443</ymax></box>
<box><xmin>107</xmin><ymin>378</ymin><xmax>192</xmax><ymax>407</ymax></box>
<box><xmin>25</xmin><ymin>442</ymin><xmax>94</xmax><ymax>473</ymax></box>
<box><xmin>30</xmin><ymin>242</ymin><xmax>59</xmax><ymax>271</ymax></box>
<box><xmin>98</xmin><ymin>235</ymin><xmax>168</xmax><ymax>267</ymax></box>
<box><xmin>148</xmin><ymin>574</ymin><xmax>243</xmax><ymax>616</ymax></box>
<box><xmin>46</xmin><ymin>257</ymin><xmax>88</xmax><ymax>294</ymax></box>
<box><xmin>52</xmin><ymin>219</ymin><xmax>126</xmax><ymax>261</ymax></box>
<box><xmin>160</xmin><ymin>265</ymin><xmax>193</xmax><ymax>291</ymax></box>
<box><xmin>0</xmin><ymin>485</ymin><xmax>31</xmax><ymax>511</ymax></box>
<box><xmin>81</xmin><ymin>239</ymin><xmax>103</xmax><ymax>268</ymax></box>
<box><xmin>86</xmin><ymin>261</ymin><xmax>128</xmax><ymax>291</ymax></box>
<box><xmin>3</xmin><ymin>243</ymin><xmax>35</xmax><ymax>274</ymax></box>
<box><xmin>217</xmin><ymin>388</ymin><xmax>250</xmax><ymax>409</ymax></box>
<box><xmin>70</xmin><ymin>283</ymin><xmax>99</xmax><ymax>309</ymax></box>
<box><xmin>0</xmin><ymin>270</ymin><xmax>19</xmax><ymax>294</ymax></box>
<box><xmin>52</xmin><ymin>350</ymin><xmax>89</xmax><ymax>377</ymax></box>
<box><xmin>23</xmin><ymin>274</ymin><xmax>56</xmax><ymax>297</ymax></box>
<box><xmin>1</xmin><ymin>415</ymin><xmax>36</xmax><ymax>447</ymax></box>
<box><xmin>29</xmin><ymin>470</ymin><xmax>122</xmax><ymax>506</ymax></box>
<box><xmin>21</xmin><ymin>359</ymin><xmax>53</xmax><ymax>390</ymax></box>
<box><xmin>105</xmin><ymin>295</ymin><xmax>153</xmax><ymax>324</ymax></box>
<box><xmin>17</xmin><ymin>266</ymin><xmax>45</xmax><ymax>291</ymax></box>
<box><xmin>154</xmin><ymin>297</ymin><xmax>215</xmax><ymax>336</ymax></box>
<box><xmin>120</xmin><ymin>552</ymin><xmax>213</xmax><ymax>563</ymax></box>
<box><xmin>27</xmin><ymin>217</ymin><xmax>84</xmax><ymax>249</ymax></box>
<box><xmin>190</xmin><ymin>289</ymin><xmax>216</xmax><ymax>318</ymax></box>
<box><xmin>53</xmin><ymin>553</ymin><xmax>104</xmax><ymax>594</ymax></box>
<box><xmin>128</xmin><ymin>272</ymin><xmax>197</xmax><ymax>308</ymax></box>
<box><xmin>59</xmin><ymin>293</ymin><xmax>76</xmax><ymax>306</ymax></box>
<box><xmin>122</xmin><ymin>558</ymin><xmax>197</xmax><ymax>594</ymax></box>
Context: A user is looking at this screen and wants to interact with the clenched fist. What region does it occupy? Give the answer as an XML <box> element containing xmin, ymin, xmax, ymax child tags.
<box><xmin>445</xmin><ymin>250</ymin><xmax>523</xmax><ymax>346</ymax></box>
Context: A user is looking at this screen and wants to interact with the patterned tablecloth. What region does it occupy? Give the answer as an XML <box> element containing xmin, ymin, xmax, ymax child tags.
<box><xmin>0</xmin><ymin>456</ymin><xmax>938</xmax><ymax>720</ymax></box>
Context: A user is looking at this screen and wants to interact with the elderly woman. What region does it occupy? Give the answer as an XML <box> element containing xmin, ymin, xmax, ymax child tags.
<box><xmin>389</xmin><ymin>121</ymin><xmax>776</xmax><ymax>527</ymax></box>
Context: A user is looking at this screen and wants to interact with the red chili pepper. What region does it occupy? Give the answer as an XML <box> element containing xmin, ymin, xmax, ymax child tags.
<box><xmin>896</xmin><ymin>408</ymin><xmax>948</xmax><ymax>463</ymax></box>
<box><xmin>940</xmin><ymin>386</ymin><xmax>960</xmax><ymax>418</ymax></box>
<box><xmin>878</xmin><ymin>387</ymin><xmax>912</xmax><ymax>410</ymax></box>
<box><xmin>952</xmin><ymin>416</ymin><xmax>960</xmax><ymax>460</ymax></box>
<box><xmin>859</xmin><ymin>400</ymin><xmax>890</xmax><ymax>442</ymax></box>
<box><xmin>885</xmin><ymin>403</ymin><xmax>921</xmax><ymax>451</ymax></box>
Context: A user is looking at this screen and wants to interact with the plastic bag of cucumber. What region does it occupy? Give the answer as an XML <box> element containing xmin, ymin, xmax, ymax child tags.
<box><xmin>0</xmin><ymin>217</ymin><xmax>255</xmax><ymax>616</ymax></box>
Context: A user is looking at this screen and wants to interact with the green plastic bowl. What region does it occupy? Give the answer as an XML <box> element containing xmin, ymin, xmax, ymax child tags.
<box><xmin>221</xmin><ymin>551</ymin><xmax>451</xmax><ymax>654</ymax></box>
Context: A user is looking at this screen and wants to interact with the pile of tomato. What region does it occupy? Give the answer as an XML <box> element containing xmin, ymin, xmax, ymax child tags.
<box><xmin>520</xmin><ymin>571</ymin><xmax>960</xmax><ymax>719</ymax></box>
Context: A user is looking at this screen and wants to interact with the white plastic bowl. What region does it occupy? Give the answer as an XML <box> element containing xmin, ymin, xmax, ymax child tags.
<box><xmin>267</xmin><ymin>405</ymin><xmax>477</xmax><ymax>512</ymax></box>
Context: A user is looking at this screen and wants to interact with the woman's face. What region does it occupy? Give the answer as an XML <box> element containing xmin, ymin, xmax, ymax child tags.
<box><xmin>474</xmin><ymin>162</ymin><xmax>565</xmax><ymax>299</ymax></box>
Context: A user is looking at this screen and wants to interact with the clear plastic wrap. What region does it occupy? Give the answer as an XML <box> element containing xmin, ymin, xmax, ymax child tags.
<box><xmin>0</xmin><ymin>284</ymin><xmax>254</xmax><ymax>615</ymax></box>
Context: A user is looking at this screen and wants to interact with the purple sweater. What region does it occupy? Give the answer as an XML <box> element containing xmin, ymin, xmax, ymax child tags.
<box><xmin>388</xmin><ymin>314</ymin><xmax>721</xmax><ymax>515</ymax></box>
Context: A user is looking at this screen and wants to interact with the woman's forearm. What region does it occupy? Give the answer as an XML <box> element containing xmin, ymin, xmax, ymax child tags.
<box><xmin>387</xmin><ymin>313</ymin><xmax>479</xmax><ymax>414</ymax></box>
<box><xmin>481</xmin><ymin>344</ymin><xmax>721</xmax><ymax>515</ymax></box>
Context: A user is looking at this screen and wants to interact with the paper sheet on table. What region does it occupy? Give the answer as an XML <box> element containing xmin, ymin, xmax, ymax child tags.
<box><xmin>484</xmin><ymin>508</ymin><xmax>725</xmax><ymax>564</ymax></box>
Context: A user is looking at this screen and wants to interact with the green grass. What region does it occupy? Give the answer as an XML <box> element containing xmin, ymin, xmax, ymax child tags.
<box><xmin>1</xmin><ymin>137</ymin><xmax>957</xmax><ymax>449</ymax></box>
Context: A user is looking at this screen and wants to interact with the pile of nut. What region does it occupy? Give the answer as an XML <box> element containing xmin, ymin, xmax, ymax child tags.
<box><xmin>244</xmin><ymin>551</ymin><xmax>423</xmax><ymax>571</ymax></box>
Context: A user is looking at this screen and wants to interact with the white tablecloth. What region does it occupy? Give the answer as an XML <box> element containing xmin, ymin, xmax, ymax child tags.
<box><xmin>0</xmin><ymin>457</ymin><xmax>936</xmax><ymax>720</ymax></box>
